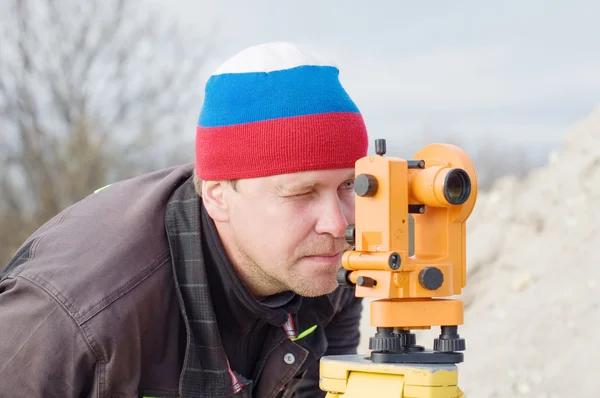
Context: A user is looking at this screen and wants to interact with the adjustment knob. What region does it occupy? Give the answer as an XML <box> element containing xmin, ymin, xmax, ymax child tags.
<box><xmin>434</xmin><ymin>326</ymin><xmax>466</xmax><ymax>352</ymax></box>
<box><xmin>369</xmin><ymin>336</ymin><xmax>402</xmax><ymax>351</ymax></box>
<box><xmin>418</xmin><ymin>267</ymin><xmax>444</xmax><ymax>290</ymax></box>
<box><xmin>354</xmin><ymin>174</ymin><xmax>378</xmax><ymax>197</ymax></box>
<box><xmin>369</xmin><ymin>327</ymin><xmax>402</xmax><ymax>352</ymax></box>
<box><xmin>336</xmin><ymin>268</ymin><xmax>354</xmax><ymax>288</ymax></box>
<box><xmin>375</xmin><ymin>138</ymin><xmax>387</xmax><ymax>155</ymax></box>
<box><xmin>344</xmin><ymin>224</ymin><xmax>355</xmax><ymax>246</ymax></box>
<box><xmin>394</xmin><ymin>330</ymin><xmax>416</xmax><ymax>346</ymax></box>
<box><xmin>434</xmin><ymin>338</ymin><xmax>466</xmax><ymax>352</ymax></box>
<box><xmin>357</xmin><ymin>276</ymin><xmax>376</xmax><ymax>287</ymax></box>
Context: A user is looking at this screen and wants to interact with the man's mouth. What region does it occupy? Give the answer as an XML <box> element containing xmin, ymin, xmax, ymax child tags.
<box><xmin>306</xmin><ymin>251</ymin><xmax>341</xmax><ymax>258</ymax></box>
<box><xmin>301</xmin><ymin>252</ymin><xmax>344</xmax><ymax>267</ymax></box>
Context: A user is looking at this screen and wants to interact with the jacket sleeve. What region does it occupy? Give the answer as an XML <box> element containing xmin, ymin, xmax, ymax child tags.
<box><xmin>0</xmin><ymin>276</ymin><xmax>99</xmax><ymax>397</ymax></box>
<box><xmin>293</xmin><ymin>288</ymin><xmax>363</xmax><ymax>397</ymax></box>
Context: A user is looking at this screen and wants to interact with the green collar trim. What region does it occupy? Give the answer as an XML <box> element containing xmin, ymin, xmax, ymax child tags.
<box><xmin>290</xmin><ymin>324</ymin><xmax>318</xmax><ymax>341</ymax></box>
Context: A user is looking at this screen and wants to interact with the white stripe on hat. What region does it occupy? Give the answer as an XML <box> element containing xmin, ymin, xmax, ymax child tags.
<box><xmin>212</xmin><ymin>41</ymin><xmax>337</xmax><ymax>75</ymax></box>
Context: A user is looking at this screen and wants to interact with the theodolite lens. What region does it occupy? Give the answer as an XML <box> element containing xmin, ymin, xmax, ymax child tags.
<box><xmin>443</xmin><ymin>169</ymin><xmax>471</xmax><ymax>205</ymax></box>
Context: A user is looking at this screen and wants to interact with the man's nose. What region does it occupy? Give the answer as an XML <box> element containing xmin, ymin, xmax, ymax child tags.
<box><xmin>315</xmin><ymin>195</ymin><xmax>348</xmax><ymax>238</ymax></box>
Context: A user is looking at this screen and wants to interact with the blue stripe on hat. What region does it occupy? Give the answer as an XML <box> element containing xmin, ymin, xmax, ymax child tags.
<box><xmin>198</xmin><ymin>65</ymin><xmax>361</xmax><ymax>128</ymax></box>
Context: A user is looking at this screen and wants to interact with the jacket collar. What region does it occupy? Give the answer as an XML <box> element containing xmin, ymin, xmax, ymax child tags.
<box><xmin>165</xmin><ymin>177</ymin><xmax>236</xmax><ymax>397</ymax></box>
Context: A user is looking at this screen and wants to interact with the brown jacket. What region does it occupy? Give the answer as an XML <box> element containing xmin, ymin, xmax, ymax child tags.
<box><xmin>0</xmin><ymin>164</ymin><xmax>362</xmax><ymax>397</ymax></box>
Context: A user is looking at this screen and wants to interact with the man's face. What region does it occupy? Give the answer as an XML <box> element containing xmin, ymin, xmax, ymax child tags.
<box><xmin>207</xmin><ymin>168</ymin><xmax>356</xmax><ymax>298</ymax></box>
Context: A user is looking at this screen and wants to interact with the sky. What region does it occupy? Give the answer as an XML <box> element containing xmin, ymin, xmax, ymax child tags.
<box><xmin>155</xmin><ymin>0</ymin><xmax>600</xmax><ymax>166</ymax></box>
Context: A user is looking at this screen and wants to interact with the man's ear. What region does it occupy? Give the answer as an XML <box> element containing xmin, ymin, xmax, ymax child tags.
<box><xmin>201</xmin><ymin>180</ymin><xmax>230</xmax><ymax>222</ymax></box>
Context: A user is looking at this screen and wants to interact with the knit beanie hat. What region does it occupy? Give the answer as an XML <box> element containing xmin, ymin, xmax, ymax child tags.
<box><xmin>195</xmin><ymin>42</ymin><xmax>369</xmax><ymax>180</ymax></box>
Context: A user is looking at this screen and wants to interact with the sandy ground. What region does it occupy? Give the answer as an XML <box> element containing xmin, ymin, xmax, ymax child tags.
<box><xmin>354</xmin><ymin>105</ymin><xmax>600</xmax><ymax>397</ymax></box>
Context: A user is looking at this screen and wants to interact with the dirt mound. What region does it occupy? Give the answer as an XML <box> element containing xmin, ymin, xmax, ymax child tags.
<box><xmin>356</xmin><ymin>104</ymin><xmax>600</xmax><ymax>397</ymax></box>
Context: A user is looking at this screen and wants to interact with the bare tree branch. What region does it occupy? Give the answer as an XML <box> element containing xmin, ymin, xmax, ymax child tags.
<box><xmin>0</xmin><ymin>0</ymin><xmax>214</xmax><ymax>264</ymax></box>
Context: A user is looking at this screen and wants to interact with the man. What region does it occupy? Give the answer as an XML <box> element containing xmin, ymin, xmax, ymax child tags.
<box><xmin>0</xmin><ymin>41</ymin><xmax>369</xmax><ymax>397</ymax></box>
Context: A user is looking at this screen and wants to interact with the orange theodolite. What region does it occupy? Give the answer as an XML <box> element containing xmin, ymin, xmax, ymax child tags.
<box><xmin>337</xmin><ymin>137</ymin><xmax>478</xmax><ymax>365</ymax></box>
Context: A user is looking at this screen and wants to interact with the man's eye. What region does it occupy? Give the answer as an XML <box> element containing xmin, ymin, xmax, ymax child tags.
<box><xmin>289</xmin><ymin>191</ymin><xmax>312</xmax><ymax>198</ymax></box>
<box><xmin>342</xmin><ymin>180</ymin><xmax>354</xmax><ymax>190</ymax></box>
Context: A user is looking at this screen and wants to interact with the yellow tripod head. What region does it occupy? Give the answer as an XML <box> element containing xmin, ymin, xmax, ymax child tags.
<box><xmin>337</xmin><ymin>137</ymin><xmax>478</xmax><ymax>364</ymax></box>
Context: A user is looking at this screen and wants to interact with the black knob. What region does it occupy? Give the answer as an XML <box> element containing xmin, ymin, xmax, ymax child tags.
<box><xmin>369</xmin><ymin>336</ymin><xmax>402</xmax><ymax>352</ymax></box>
<box><xmin>336</xmin><ymin>268</ymin><xmax>354</xmax><ymax>288</ymax></box>
<box><xmin>354</xmin><ymin>174</ymin><xmax>378</xmax><ymax>197</ymax></box>
<box><xmin>394</xmin><ymin>330</ymin><xmax>417</xmax><ymax>346</ymax></box>
<box><xmin>434</xmin><ymin>326</ymin><xmax>466</xmax><ymax>352</ymax></box>
<box><xmin>375</xmin><ymin>139</ymin><xmax>386</xmax><ymax>155</ymax></box>
<box><xmin>434</xmin><ymin>337</ymin><xmax>466</xmax><ymax>352</ymax></box>
<box><xmin>344</xmin><ymin>224</ymin><xmax>355</xmax><ymax>246</ymax></box>
<box><xmin>369</xmin><ymin>327</ymin><xmax>402</xmax><ymax>352</ymax></box>
<box><xmin>418</xmin><ymin>267</ymin><xmax>444</xmax><ymax>290</ymax></box>
<box><xmin>357</xmin><ymin>276</ymin><xmax>376</xmax><ymax>287</ymax></box>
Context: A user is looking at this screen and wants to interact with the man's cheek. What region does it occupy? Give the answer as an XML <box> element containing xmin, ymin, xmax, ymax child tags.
<box><xmin>342</xmin><ymin>202</ymin><xmax>355</xmax><ymax>224</ymax></box>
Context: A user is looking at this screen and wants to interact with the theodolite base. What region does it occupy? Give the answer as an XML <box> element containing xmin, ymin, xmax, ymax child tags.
<box><xmin>320</xmin><ymin>354</ymin><xmax>465</xmax><ymax>398</ymax></box>
<box><xmin>371</xmin><ymin>349</ymin><xmax>463</xmax><ymax>364</ymax></box>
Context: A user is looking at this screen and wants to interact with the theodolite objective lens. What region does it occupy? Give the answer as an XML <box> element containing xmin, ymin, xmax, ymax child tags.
<box><xmin>443</xmin><ymin>169</ymin><xmax>471</xmax><ymax>205</ymax></box>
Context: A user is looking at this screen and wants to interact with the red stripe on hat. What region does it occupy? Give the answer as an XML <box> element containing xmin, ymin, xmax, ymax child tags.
<box><xmin>195</xmin><ymin>112</ymin><xmax>368</xmax><ymax>180</ymax></box>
